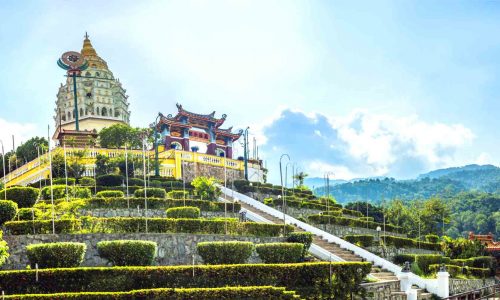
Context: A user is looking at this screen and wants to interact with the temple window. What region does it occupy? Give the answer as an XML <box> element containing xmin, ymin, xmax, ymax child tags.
<box><xmin>96</xmin><ymin>72</ymin><xmax>100</xmax><ymax>77</ymax></box>
<box><xmin>86</xmin><ymin>92</ymin><xmax>92</xmax><ymax>98</ymax></box>
<box><xmin>170</xmin><ymin>142</ymin><xmax>183</xmax><ymax>150</ymax></box>
<box><xmin>67</xmin><ymin>112</ymin><xmax>71</xmax><ymax>120</ymax></box>
<box><xmin>102</xmin><ymin>107</ymin><xmax>107</xmax><ymax>116</ymax></box>
<box><xmin>80</xmin><ymin>108</ymin><xmax>84</xmax><ymax>116</ymax></box>
<box><xmin>96</xmin><ymin>107</ymin><xmax>100</xmax><ymax>115</ymax></box>
<box><xmin>85</xmin><ymin>72</ymin><xmax>91</xmax><ymax>77</ymax></box>
<box><xmin>62</xmin><ymin>115</ymin><xmax>66</xmax><ymax>121</ymax></box>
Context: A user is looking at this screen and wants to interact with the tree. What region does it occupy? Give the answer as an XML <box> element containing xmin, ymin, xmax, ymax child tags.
<box><xmin>98</xmin><ymin>124</ymin><xmax>151</xmax><ymax>149</ymax></box>
<box><xmin>293</xmin><ymin>172</ymin><xmax>308</xmax><ymax>186</ymax></box>
<box><xmin>15</xmin><ymin>137</ymin><xmax>48</xmax><ymax>164</ymax></box>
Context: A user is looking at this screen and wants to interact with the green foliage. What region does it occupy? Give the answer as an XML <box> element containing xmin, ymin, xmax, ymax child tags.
<box><xmin>26</xmin><ymin>242</ymin><xmax>86</xmax><ymax>268</ymax></box>
<box><xmin>96</xmin><ymin>190</ymin><xmax>124</xmax><ymax>198</ymax></box>
<box><xmin>256</xmin><ymin>243</ymin><xmax>304</xmax><ymax>263</ymax></box>
<box><xmin>53</xmin><ymin>178</ymin><xmax>76</xmax><ymax>185</ymax></box>
<box><xmin>428</xmin><ymin>264</ymin><xmax>461</xmax><ymax>277</ymax></box>
<box><xmin>167</xmin><ymin>190</ymin><xmax>188</xmax><ymax>199</ymax></box>
<box><xmin>191</xmin><ymin>176</ymin><xmax>221</xmax><ymax>200</ymax></box>
<box><xmin>415</xmin><ymin>254</ymin><xmax>451</xmax><ymax>274</ymax></box>
<box><xmin>287</xmin><ymin>232</ymin><xmax>313</xmax><ymax>259</ymax></box>
<box><xmin>5</xmin><ymin>218</ymin><xmax>292</xmax><ymax>237</ymax></box>
<box><xmin>293</xmin><ymin>172</ymin><xmax>309</xmax><ymax>186</ymax></box>
<box><xmin>79</xmin><ymin>177</ymin><xmax>96</xmax><ymax>187</ymax></box>
<box><xmin>307</xmin><ymin>214</ymin><xmax>401</xmax><ymax>232</ymax></box>
<box><xmin>0</xmin><ymin>231</ymin><xmax>9</xmax><ymax>267</ymax></box>
<box><xmin>197</xmin><ymin>241</ymin><xmax>254</xmax><ymax>264</ymax></box>
<box><xmin>97</xmin><ymin>240</ymin><xmax>157</xmax><ymax>266</ymax></box>
<box><xmin>98</xmin><ymin>124</ymin><xmax>148</xmax><ymax>149</ymax></box>
<box><xmin>166</xmin><ymin>206</ymin><xmax>200</xmax><ymax>219</ymax></box>
<box><xmin>83</xmin><ymin>197</ymin><xmax>241</xmax><ymax>212</ymax></box>
<box><xmin>0</xmin><ymin>286</ymin><xmax>300</xmax><ymax>299</ymax></box>
<box><xmin>128</xmin><ymin>178</ymin><xmax>144</xmax><ymax>186</ymax></box>
<box><xmin>0</xmin><ymin>262</ymin><xmax>371</xmax><ymax>298</ymax></box>
<box><xmin>425</xmin><ymin>234</ymin><xmax>439</xmax><ymax>243</ymax></box>
<box><xmin>17</xmin><ymin>207</ymin><xmax>42</xmax><ymax>220</ymax></box>
<box><xmin>429</xmin><ymin>264</ymin><xmax>491</xmax><ymax>278</ymax></box>
<box><xmin>14</xmin><ymin>136</ymin><xmax>48</xmax><ymax>164</ymax></box>
<box><xmin>134</xmin><ymin>188</ymin><xmax>166</xmax><ymax>198</ymax></box>
<box><xmin>448</xmin><ymin>256</ymin><xmax>497</xmax><ymax>276</ymax></box>
<box><xmin>344</xmin><ymin>234</ymin><xmax>374</xmax><ymax>247</ymax></box>
<box><xmin>393</xmin><ymin>254</ymin><xmax>416</xmax><ymax>265</ymax></box>
<box><xmin>0</xmin><ymin>187</ymin><xmax>39</xmax><ymax>208</ymax></box>
<box><xmin>96</xmin><ymin>174</ymin><xmax>124</xmax><ymax>187</ymax></box>
<box><xmin>0</xmin><ymin>200</ymin><xmax>17</xmax><ymax>225</ymax></box>
<box><xmin>442</xmin><ymin>237</ymin><xmax>486</xmax><ymax>259</ymax></box>
<box><xmin>383</xmin><ymin>235</ymin><xmax>442</xmax><ymax>251</ymax></box>
<box><xmin>41</xmin><ymin>185</ymin><xmax>91</xmax><ymax>200</ymax></box>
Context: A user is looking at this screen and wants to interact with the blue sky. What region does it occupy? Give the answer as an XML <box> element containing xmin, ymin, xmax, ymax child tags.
<box><xmin>0</xmin><ymin>1</ymin><xmax>498</xmax><ymax>183</ymax></box>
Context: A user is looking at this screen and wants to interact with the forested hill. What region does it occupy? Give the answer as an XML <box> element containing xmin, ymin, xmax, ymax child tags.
<box><xmin>313</xmin><ymin>165</ymin><xmax>500</xmax><ymax>203</ymax></box>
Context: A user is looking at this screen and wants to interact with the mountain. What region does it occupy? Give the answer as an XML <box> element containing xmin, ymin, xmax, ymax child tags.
<box><xmin>304</xmin><ymin>177</ymin><xmax>347</xmax><ymax>189</ymax></box>
<box><xmin>313</xmin><ymin>164</ymin><xmax>500</xmax><ymax>203</ymax></box>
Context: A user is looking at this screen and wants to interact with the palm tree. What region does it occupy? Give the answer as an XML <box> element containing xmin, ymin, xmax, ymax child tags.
<box><xmin>293</xmin><ymin>171</ymin><xmax>308</xmax><ymax>187</ymax></box>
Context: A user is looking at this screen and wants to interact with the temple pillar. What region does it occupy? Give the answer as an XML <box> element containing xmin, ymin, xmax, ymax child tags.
<box><xmin>226</xmin><ymin>146</ymin><xmax>233</xmax><ymax>159</ymax></box>
<box><xmin>207</xmin><ymin>143</ymin><xmax>217</xmax><ymax>155</ymax></box>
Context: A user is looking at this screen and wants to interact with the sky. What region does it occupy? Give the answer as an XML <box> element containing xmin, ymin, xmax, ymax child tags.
<box><xmin>0</xmin><ymin>0</ymin><xmax>499</xmax><ymax>183</ymax></box>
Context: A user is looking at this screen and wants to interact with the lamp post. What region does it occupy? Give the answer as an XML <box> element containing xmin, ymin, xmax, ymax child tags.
<box><xmin>324</xmin><ymin>171</ymin><xmax>334</xmax><ymax>225</ymax></box>
<box><xmin>1</xmin><ymin>141</ymin><xmax>6</xmax><ymax>199</ymax></box>
<box><xmin>63</xmin><ymin>143</ymin><xmax>69</xmax><ymax>201</ymax></box>
<box><xmin>279</xmin><ymin>153</ymin><xmax>290</xmax><ymax>235</ymax></box>
<box><xmin>150</xmin><ymin>114</ymin><xmax>162</xmax><ymax>177</ymax></box>
<box><xmin>243</xmin><ymin>127</ymin><xmax>250</xmax><ymax>180</ymax></box>
<box><xmin>124</xmin><ymin>144</ymin><xmax>129</xmax><ymax>199</ymax></box>
<box><xmin>141</xmin><ymin>136</ymin><xmax>148</xmax><ymax>233</ymax></box>
<box><xmin>376</xmin><ymin>226</ymin><xmax>381</xmax><ymax>243</ymax></box>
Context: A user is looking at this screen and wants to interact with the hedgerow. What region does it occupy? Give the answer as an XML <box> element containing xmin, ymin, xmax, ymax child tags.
<box><xmin>344</xmin><ymin>234</ymin><xmax>374</xmax><ymax>247</ymax></box>
<box><xmin>97</xmin><ymin>240</ymin><xmax>157</xmax><ymax>266</ymax></box>
<box><xmin>287</xmin><ymin>232</ymin><xmax>313</xmax><ymax>259</ymax></box>
<box><xmin>0</xmin><ymin>231</ymin><xmax>9</xmax><ymax>267</ymax></box>
<box><xmin>2</xmin><ymin>286</ymin><xmax>300</xmax><ymax>299</ymax></box>
<box><xmin>17</xmin><ymin>208</ymin><xmax>42</xmax><ymax>221</ymax></box>
<box><xmin>0</xmin><ymin>200</ymin><xmax>17</xmax><ymax>225</ymax></box>
<box><xmin>383</xmin><ymin>236</ymin><xmax>441</xmax><ymax>251</ymax></box>
<box><xmin>308</xmin><ymin>214</ymin><xmax>401</xmax><ymax>232</ymax></box>
<box><xmin>96</xmin><ymin>175</ymin><xmax>124</xmax><ymax>187</ymax></box>
<box><xmin>166</xmin><ymin>206</ymin><xmax>200</xmax><ymax>219</ymax></box>
<box><xmin>256</xmin><ymin>243</ymin><xmax>304</xmax><ymax>263</ymax></box>
<box><xmin>95</xmin><ymin>191</ymin><xmax>124</xmax><ymax>198</ymax></box>
<box><xmin>197</xmin><ymin>241</ymin><xmax>254</xmax><ymax>264</ymax></box>
<box><xmin>5</xmin><ymin>217</ymin><xmax>293</xmax><ymax>237</ymax></box>
<box><xmin>134</xmin><ymin>188</ymin><xmax>166</xmax><ymax>199</ymax></box>
<box><xmin>0</xmin><ymin>262</ymin><xmax>372</xmax><ymax>298</ymax></box>
<box><xmin>41</xmin><ymin>185</ymin><xmax>91</xmax><ymax>200</ymax></box>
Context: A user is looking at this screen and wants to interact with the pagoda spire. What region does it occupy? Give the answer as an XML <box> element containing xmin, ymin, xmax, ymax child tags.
<box><xmin>81</xmin><ymin>32</ymin><xmax>97</xmax><ymax>57</ymax></box>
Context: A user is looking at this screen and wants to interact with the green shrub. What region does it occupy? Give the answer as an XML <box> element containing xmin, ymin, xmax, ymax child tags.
<box><xmin>308</xmin><ymin>215</ymin><xmax>401</xmax><ymax>232</ymax></box>
<box><xmin>449</xmin><ymin>256</ymin><xmax>497</xmax><ymax>276</ymax></box>
<box><xmin>79</xmin><ymin>177</ymin><xmax>96</xmax><ymax>187</ymax></box>
<box><xmin>128</xmin><ymin>178</ymin><xmax>144</xmax><ymax>186</ymax></box>
<box><xmin>383</xmin><ymin>235</ymin><xmax>441</xmax><ymax>251</ymax></box>
<box><xmin>166</xmin><ymin>206</ymin><xmax>200</xmax><ymax>218</ymax></box>
<box><xmin>429</xmin><ymin>264</ymin><xmax>461</xmax><ymax>277</ymax></box>
<box><xmin>97</xmin><ymin>175</ymin><xmax>124</xmax><ymax>187</ymax></box>
<box><xmin>466</xmin><ymin>266</ymin><xmax>491</xmax><ymax>278</ymax></box>
<box><xmin>134</xmin><ymin>188</ymin><xmax>166</xmax><ymax>199</ymax></box>
<box><xmin>191</xmin><ymin>176</ymin><xmax>221</xmax><ymax>200</ymax></box>
<box><xmin>320</xmin><ymin>210</ymin><xmax>342</xmax><ymax>217</ymax></box>
<box><xmin>17</xmin><ymin>207</ymin><xmax>42</xmax><ymax>221</ymax></box>
<box><xmin>26</xmin><ymin>242</ymin><xmax>86</xmax><ymax>268</ymax></box>
<box><xmin>287</xmin><ymin>232</ymin><xmax>313</xmax><ymax>259</ymax></box>
<box><xmin>0</xmin><ymin>200</ymin><xmax>17</xmax><ymax>225</ymax></box>
<box><xmin>97</xmin><ymin>240</ymin><xmax>157</xmax><ymax>266</ymax></box>
<box><xmin>393</xmin><ymin>254</ymin><xmax>416</xmax><ymax>265</ymax></box>
<box><xmin>167</xmin><ymin>190</ymin><xmax>188</xmax><ymax>199</ymax></box>
<box><xmin>53</xmin><ymin>178</ymin><xmax>76</xmax><ymax>185</ymax></box>
<box><xmin>96</xmin><ymin>190</ymin><xmax>124</xmax><ymax>198</ymax></box>
<box><xmin>41</xmin><ymin>185</ymin><xmax>91</xmax><ymax>200</ymax></box>
<box><xmin>0</xmin><ymin>231</ymin><xmax>9</xmax><ymax>267</ymax></box>
<box><xmin>0</xmin><ymin>262</ymin><xmax>371</xmax><ymax>298</ymax></box>
<box><xmin>341</xmin><ymin>208</ymin><xmax>364</xmax><ymax>217</ymax></box>
<box><xmin>425</xmin><ymin>234</ymin><xmax>439</xmax><ymax>243</ymax></box>
<box><xmin>4</xmin><ymin>218</ymin><xmax>291</xmax><ymax>237</ymax></box>
<box><xmin>197</xmin><ymin>241</ymin><xmax>254</xmax><ymax>264</ymax></box>
<box><xmin>83</xmin><ymin>197</ymin><xmax>241</xmax><ymax>212</ymax></box>
<box><xmin>0</xmin><ymin>286</ymin><xmax>300</xmax><ymax>299</ymax></box>
<box><xmin>0</xmin><ymin>187</ymin><xmax>39</xmax><ymax>208</ymax></box>
<box><xmin>415</xmin><ymin>254</ymin><xmax>451</xmax><ymax>274</ymax></box>
<box><xmin>256</xmin><ymin>243</ymin><xmax>304</xmax><ymax>263</ymax></box>
<box><xmin>358</xmin><ymin>216</ymin><xmax>374</xmax><ymax>222</ymax></box>
<box><xmin>344</xmin><ymin>234</ymin><xmax>374</xmax><ymax>247</ymax></box>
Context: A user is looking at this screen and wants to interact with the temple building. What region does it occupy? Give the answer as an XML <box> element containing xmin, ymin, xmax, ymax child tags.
<box><xmin>53</xmin><ymin>33</ymin><xmax>130</xmax><ymax>141</ymax></box>
<box><xmin>157</xmin><ymin>104</ymin><xmax>242</xmax><ymax>159</ymax></box>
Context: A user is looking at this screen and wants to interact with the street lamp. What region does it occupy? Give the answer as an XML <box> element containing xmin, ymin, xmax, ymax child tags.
<box><xmin>279</xmin><ymin>153</ymin><xmax>290</xmax><ymax>235</ymax></box>
<box><xmin>1</xmin><ymin>140</ymin><xmax>6</xmax><ymax>199</ymax></box>
<box><xmin>243</xmin><ymin>127</ymin><xmax>250</xmax><ymax>180</ymax></box>
<box><xmin>149</xmin><ymin>113</ymin><xmax>163</xmax><ymax>177</ymax></box>
<box><xmin>376</xmin><ymin>226</ymin><xmax>381</xmax><ymax>244</ymax></box>
<box><xmin>324</xmin><ymin>171</ymin><xmax>334</xmax><ymax>225</ymax></box>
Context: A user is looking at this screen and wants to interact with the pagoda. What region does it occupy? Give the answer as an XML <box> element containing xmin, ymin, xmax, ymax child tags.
<box><xmin>53</xmin><ymin>33</ymin><xmax>130</xmax><ymax>144</ymax></box>
<box><xmin>157</xmin><ymin>104</ymin><xmax>242</xmax><ymax>158</ymax></box>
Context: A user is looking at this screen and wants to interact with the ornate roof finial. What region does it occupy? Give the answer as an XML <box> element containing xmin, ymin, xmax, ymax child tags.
<box><xmin>84</xmin><ymin>32</ymin><xmax>89</xmax><ymax>40</ymax></box>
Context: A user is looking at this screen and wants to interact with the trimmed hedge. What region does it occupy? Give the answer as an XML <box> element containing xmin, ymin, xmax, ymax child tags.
<box><xmin>26</xmin><ymin>242</ymin><xmax>86</xmax><ymax>268</ymax></box>
<box><xmin>17</xmin><ymin>208</ymin><xmax>42</xmax><ymax>221</ymax></box>
<box><xmin>53</xmin><ymin>178</ymin><xmax>76</xmax><ymax>185</ymax></box>
<box><xmin>415</xmin><ymin>254</ymin><xmax>451</xmax><ymax>274</ymax></box>
<box><xmin>97</xmin><ymin>240</ymin><xmax>157</xmax><ymax>266</ymax></box>
<box><xmin>134</xmin><ymin>188</ymin><xmax>166</xmax><ymax>199</ymax></box>
<box><xmin>5</xmin><ymin>218</ymin><xmax>293</xmax><ymax>237</ymax></box>
<box><xmin>83</xmin><ymin>197</ymin><xmax>241</xmax><ymax>212</ymax></box>
<box><xmin>197</xmin><ymin>241</ymin><xmax>254</xmax><ymax>264</ymax></box>
<box><xmin>1</xmin><ymin>286</ymin><xmax>299</xmax><ymax>299</ymax></box>
<box><xmin>167</xmin><ymin>190</ymin><xmax>188</xmax><ymax>199</ymax></box>
<box><xmin>449</xmin><ymin>256</ymin><xmax>497</xmax><ymax>276</ymax></box>
<box><xmin>0</xmin><ymin>231</ymin><xmax>9</xmax><ymax>267</ymax></box>
<box><xmin>383</xmin><ymin>236</ymin><xmax>441</xmax><ymax>251</ymax></box>
<box><xmin>308</xmin><ymin>215</ymin><xmax>401</xmax><ymax>232</ymax></box>
<box><xmin>78</xmin><ymin>177</ymin><xmax>95</xmax><ymax>187</ymax></box>
<box><xmin>0</xmin><ymin>187</ymin><xmax>39</xmax><ymax>208</ymax></box>
<box><xmin>393</xmin><ymin>254</ymin><xmax>416</xmax><ymax>265</ymax></box>
<box><xmin>96</xmin><ymin>190</ymin><xmax>124</xmax><ymax>198</ymax></box>
<box><xmin>127</xmin><ymin>178</ymin><xmax>144</xmax><ymax>186</ymax></box>
<box><xmin>425</xmin><ymin>234</ymin><xmax>439</xmax><ymax>243</ymax></box>
<box><xmin>429</xmin><ymin>264</ymin><xmax>461</xmax><ymax>277</ymax></box>
<box><xmin>344</xmin><ymin>234</ymin><xmax>374</xmax><ymax>247</ymax></box>
<box><xmin>41</xmin><ymin>185</ymin><xmax>91</xmax><ymax>200</ymax></box>
<box><xmin>428</xmin><ymin>264</ymin><xmax>491</xmax><ymax>278</ymax></box>
<box><xmin>256</xmin><ymin>243</ymin><xmax>304</xmax><ymax>263</ymax></box>
<box><xmin>96</xmin><ymin>175</ymin><xmax>124</xmax><ymax>187</ymax></box>
<box><xmin>287</xmin><ymin>232</ymin><xmax>313</xmax><ymax>259</ymax></box>
<box><xmin>0</xmin><ymin>262</ymin><xmax>372</xmax><ymax>298</ymax></box>
<box><xmin>166</xmin><ymin>206</ymin><xmax>200</xmax><ymax>219</ymax></box>
<box><xmin>0</xmin><ymin>200</ymin><xmax>17</xmax><ymax>225</ymax></box>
